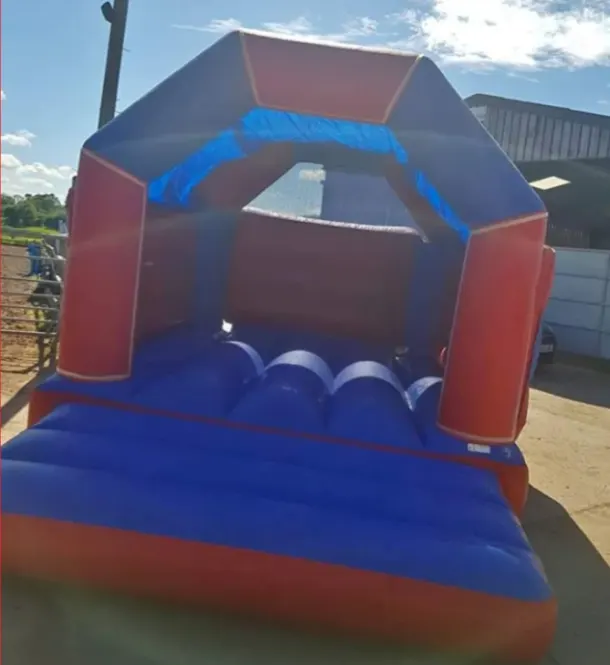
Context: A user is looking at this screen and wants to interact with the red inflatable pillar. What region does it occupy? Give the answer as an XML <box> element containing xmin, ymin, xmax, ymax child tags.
<box><xmin>515</xmin><ymin>245</ymin><xmax>556</xmax><ymax>436</ymax></box>
<box><xmin>58</xmin><ymin>150</ymin><xmax>147</xmax><ymax>381</ymax></box>
<box><xmin>438</xmin><ymin>215</ymin><xmax>547</xmax><ymax>444</ymax></box>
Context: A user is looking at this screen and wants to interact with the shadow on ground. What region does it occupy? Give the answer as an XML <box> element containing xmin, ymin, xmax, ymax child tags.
<box><xmin>0</xmin><ymin>373</ymin><xmax>44</xmax><ymax>426</ymax></box>
<box><xmin>3</xmin><ymin>576</ymin><xmax>484</xmax><ymax>665</ymax></box>
<box><xmin>523</xmin><ymin>488</ymin><xmax>610</xmax><ymax>665</ymax></box>
<box><xmin>532</xmin><ymin>364</ymin><xmax>610</xmax><ymax>409</ymax></box>
<box><xmin>0</xmin><ymin>368</ymin><xmax>54</xmax><ymax>426</ymax></box>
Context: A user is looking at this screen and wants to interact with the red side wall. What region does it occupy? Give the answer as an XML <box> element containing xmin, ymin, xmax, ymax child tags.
<box><xmin>58</xmin><ymin>150</ymin><xmax>146</xmax><ymax>381</ymax></box>
<box><xmin>225</xmin><ymin>210</ymin><xmax>419</xmax><ymax>346</ymax></box>
<box><xmin>135</xmin><ymin>206</ymin><xmax>199</xmax><ymax>340</ymax></box>
<box><xmin>515</xmin><ymin>245</ymin><xmax>556</xmax><ymax>435</ymax></box>
<box><xmin>439</xmin><ymin>216</ymin><xmax>547</xmax><ymax>444</ymax></box>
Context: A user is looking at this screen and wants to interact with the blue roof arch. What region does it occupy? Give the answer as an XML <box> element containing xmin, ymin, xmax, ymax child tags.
<box><xmin>82</xmin><ymin>31</ymin><xmax>546</xmax><ymax>241</ymax></box>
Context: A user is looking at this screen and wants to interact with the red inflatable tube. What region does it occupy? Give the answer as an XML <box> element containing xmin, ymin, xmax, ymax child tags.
<box><xmin>439</xmin><ymin>216</ymin><xmax>547</xmax><ymax>444</ymax></box>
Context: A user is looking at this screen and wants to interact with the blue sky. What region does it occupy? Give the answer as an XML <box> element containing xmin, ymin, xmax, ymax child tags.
<box><xmin>2</xmin><ymin>0</ymin><xmax>609</xmax><ymax>204</ymax></box>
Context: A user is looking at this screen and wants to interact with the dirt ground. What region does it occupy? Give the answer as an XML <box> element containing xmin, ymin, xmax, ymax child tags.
<box><xmin>1</xmin><ymin>247</ymin><xmax>52</xmax><ymax>381</ymax></box>
<box><xmin>1</xmin><ymin>359</ymin><xmax>609</xmax><ymax>665</ymax></box>
<box><xmin>1</xmin><ymin>247</ymin><xmax>49</xmax><ymax>443</ymax></box>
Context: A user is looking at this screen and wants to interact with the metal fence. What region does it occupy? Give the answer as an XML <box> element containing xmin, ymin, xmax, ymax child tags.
<box><xmin>545</xmin><ymin>247</ymin><xmax>610</xmax><ymax>359</ymax></box>
<box><xmin>1</xmin><ymin>226</ymin><xmax>67</xmax><ymax>276</ymax></box>
<box><xmin>1</xmin><ymin>227</ymin><xmax>67</xmax><ymax>372</ymax></box>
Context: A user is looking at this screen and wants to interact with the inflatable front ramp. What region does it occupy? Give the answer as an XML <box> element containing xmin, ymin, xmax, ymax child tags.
<box><xmin>3</xmin><ymin>403</ymin><xmax>555</xmax><ymax>662</ymax></box>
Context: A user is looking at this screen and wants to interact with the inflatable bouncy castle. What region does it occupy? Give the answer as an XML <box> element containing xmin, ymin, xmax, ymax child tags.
<box><xmin>2</xmin><ymin>31</ymin><xmax>557</xmax><ymax>662</ymax></box>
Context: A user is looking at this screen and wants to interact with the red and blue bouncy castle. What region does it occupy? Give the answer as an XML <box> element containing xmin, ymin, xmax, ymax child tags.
<box><xmin>2</xmin><ymin>31</ymin><xmax>557</xmax><ymax>662</ymax></box>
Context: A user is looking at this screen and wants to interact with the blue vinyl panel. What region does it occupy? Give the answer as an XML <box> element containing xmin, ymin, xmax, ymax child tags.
<box><xmin>2</xmin><ymin>402</ymin><xmax>550</xmax><ymax>601</ymax></box>
<box><xmin>85</xmin><ymin>32</ymin><xmax>256</xmax><ymax>182</ymax></box>
<box><xmin>148</xmin><ymin>108</ymin><xmax>409</xmax><ymax>207</ymax></box>
<box><xmin>388</xmin><ymin>57</ymin><xmax>546</xmax><ymax>228</ymax></box>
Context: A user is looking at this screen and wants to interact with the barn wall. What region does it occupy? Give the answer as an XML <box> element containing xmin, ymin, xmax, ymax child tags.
<box><xmin>545</xmin><ymin>248</ymin><xmax>610</xmax><ymax>359</ymax></box>
<box><xmin>469</xmin><ymin>104</ymin><xmax>610</xmax><ymax>162</ymax></box>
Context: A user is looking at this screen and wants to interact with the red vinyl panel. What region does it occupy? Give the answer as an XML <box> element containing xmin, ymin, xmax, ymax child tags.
<box><xmin>515</xmin><ymin>245</ymin><xmax>556</xmax><ymax>436</ymax></box>
<box><xmin>3</xmin><ymin>515</ymin><xmax>556</xmax><ymax>663</ymax></box>
<box><xmin>225</xmin><ymin>210</ymin><xmax>419</xmax><ymax>346</ymax></box>
<box><xmin>439</xmin><ymin>216</ymin><xmax>547</xmax><ymax>443</ymax></box>
<box><xmin>58</xmin><ymin>150</ymin><xmax>146</xmax><ymax>380</ymax></box>
<box><xmin>242</xmin><ymin>33</ymin><xmax>417</xmax><ymax>122</ymax></box>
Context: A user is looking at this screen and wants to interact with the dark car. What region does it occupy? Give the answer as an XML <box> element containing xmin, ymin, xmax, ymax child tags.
<box><xmin>537</xmin><ymin>322</ymin><xmax>557</xmax><ymax>367</ymax></box>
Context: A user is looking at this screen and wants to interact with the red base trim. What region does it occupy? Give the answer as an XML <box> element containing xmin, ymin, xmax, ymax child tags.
<box><xmin>3</xmin><ymin>515</ymin><xmax>556</xmax><ymax>663</ymax></box>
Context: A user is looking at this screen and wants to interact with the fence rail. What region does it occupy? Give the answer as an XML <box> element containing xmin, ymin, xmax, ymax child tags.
<box><xmin>2</xmin><ymin>250</ymin><xmax>66</xmax><ymax>265</ymax></box>
<box><xmin>2</xmin><ymin>276</ymin><xmax>64</xmax><ymax>286</ymax></box>
<box><xmin>1</xmin><ymin>329</ymin><xmax>59</xmax><ymax>337</ymax></box>
<box><xmin>2</xmin><ymin>316</ymin><xmax>50</xmax><ymax>326</ymax></box>
<box><xmin>3</xmin><ymin>290</ymin><xmax>58</xmax><ymax>300</ymax></box>
<box><xmin>2</xmin><ymin>226</ymin><xmax>67</xmax><ymax>277</ymax></box>
<box><xmin>2</xmin><ymin>227</ymin><xmax>66</xmax><ymax>371</ymax></box>
<box><xmin>2</xmin><ymin>303</ymin><xmax>60</xmax><ymax>311</ymax></box>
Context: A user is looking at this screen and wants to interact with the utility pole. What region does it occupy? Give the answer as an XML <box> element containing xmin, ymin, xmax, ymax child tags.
<box><xmin>98</xmin><ymin>0</ymin><xmax>129</xmax><ymax>129</ymax></box>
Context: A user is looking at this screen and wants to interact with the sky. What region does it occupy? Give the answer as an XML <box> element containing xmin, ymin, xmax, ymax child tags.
<box><xmin>1</xmin><ymin>0</ymin><xmax>609</xmax><ymax>206</ymax></box>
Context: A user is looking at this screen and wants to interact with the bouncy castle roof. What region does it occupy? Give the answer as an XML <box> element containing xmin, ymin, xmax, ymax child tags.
<box><xmin>83</xmin><ymin>30</ymin><xmax>545</xmax><ymax>238</ymax></box>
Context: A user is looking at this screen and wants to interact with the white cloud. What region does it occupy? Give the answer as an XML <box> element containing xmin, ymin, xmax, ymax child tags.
<box><xmin>1</xmin><ymin>153</ymin><xmax>22</xmax><ymax>169</ymax></box>
<box><xmin>1</xmin><ymin>152</ymin><xmax>75</xmax><ymax>195</ymax></box>
<box><xmin>172</xmin><ymin>18</ymin><xmax>244</xmax><ymax>33</ymax></box>
<box><xmin>393</xmin><ymin>0</ymin><xmax>610</xmax><ymax>69</ymax></box>
<box><xmin>260</xmin><ymin>17</ymin><xmax>315</xmax><ymax>37</ymax></box>
<box><xmin>269</xmin><ymin>16</ymin><xmax>382</xmax><ymax>43</ymax></box>
<box><xmin>175</xmin><ymin>3</ymin><xmax>610</xmax><ymax>70</ymax></box>
<box><xmin>1</xmin><ymin>90</ymin><xmax>5</xmax><ymax>101</ymax></box>
<box><xmin>507</xmin><ymin>71</ymin><xmax>539</xmax><ymax>83</ymax></box>
<box><xmin>173</xmin><ymin>15</ymin><xmax>385</xmax><ymax>45</ymax></box>
<box><xmin>299</xmin><ymin>167</ymin><xmax>325</xmax><ymax>182</ymax></box>
<box><xmin>18</xmin><ymin>177</ymin><xmax>56</xmax><ymax>192</ymax></box>
<box><xmin>17</xmin><ymin>162</ymin><xmax>75</xmax><ymax>180</ymax></box>
<box><xmin>1</xmin><ymin>129</ymin><xmax>36</xmax><ymax>147</ymax></box>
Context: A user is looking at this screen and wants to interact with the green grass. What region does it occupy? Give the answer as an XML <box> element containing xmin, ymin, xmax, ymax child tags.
<box><xmin>3</xmin><ymin>236</ymin><xmax>36</xmax><ymax>247</ymax></box>
<box><xmin>2</xmin><ymin>226</ymin><xmax>61</xmax><ymax>247</ymax></box>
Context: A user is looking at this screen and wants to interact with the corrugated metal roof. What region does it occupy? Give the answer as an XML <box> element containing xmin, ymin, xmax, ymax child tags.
<box><xmin>465</xmin><ymin>94</ymin><xmax>610</xmax><ymax>131</ymax></box>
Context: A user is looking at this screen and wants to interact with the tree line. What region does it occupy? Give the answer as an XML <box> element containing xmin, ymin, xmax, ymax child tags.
<box><xmin>1</xmin><ymin>193</ymin><xmax>67</xmax><ymax>230</ymax></box>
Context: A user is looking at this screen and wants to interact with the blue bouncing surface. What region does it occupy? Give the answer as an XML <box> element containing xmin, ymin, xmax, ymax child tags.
<box><xmin>2</xmin><ymin>323</ymin><xmax>548</xmax><ymax>608</ymax></box>
<box><xmin>3</xmin><ymin>401</ymin><xmax>548</xmax><ymax>602</ymax></box>
<box><xmin>37</xmin><ymin>325</ymin><xmax>526</xmax><ymax>467</ymax></box>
